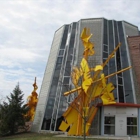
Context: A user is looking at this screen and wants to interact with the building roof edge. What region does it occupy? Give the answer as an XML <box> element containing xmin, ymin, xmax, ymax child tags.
<box><xmin>122</xmin><ymin>20</ymin><xmax>138</xmax><ymax>28</ymax></box>
<box><xmin>98</xmin><ymin>103</ymin><xmax>140</xmax><ymax>108</ymax></box>
<box><xmin>127</xmin><ymin>35</ymin><xmax>140</xmax><ymax>38</ymax></box>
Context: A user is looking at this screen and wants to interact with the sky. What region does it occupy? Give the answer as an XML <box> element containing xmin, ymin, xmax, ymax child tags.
<box><xmin>0</xmin><ymin>0</ymin><xmax>140</xmax><ymax>103</ymax></box>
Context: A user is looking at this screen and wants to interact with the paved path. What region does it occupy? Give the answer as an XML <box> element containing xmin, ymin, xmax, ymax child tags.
<box><xmin>90</xmin><ymin>135</ymin><xmax>139</xmax><ymax>140</ymax></box>
<box><xmin>54</xmin><ymin>134</ymin><xmax>140</xmax><ymax>140</ymax></box>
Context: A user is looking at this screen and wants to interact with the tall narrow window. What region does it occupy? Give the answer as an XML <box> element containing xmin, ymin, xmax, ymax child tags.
<box><xmin>127</xmin><ymin>117</ymin><xmax>137</xmax><ymax>135</ymax></box>
<box><xmin>104</xmin><ymin>116</ymin><xmax>115</xmax><ymax>135</ymax></box>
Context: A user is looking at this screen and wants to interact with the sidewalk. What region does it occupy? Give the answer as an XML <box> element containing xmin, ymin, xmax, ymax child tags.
<box><xmin>90</xmin><ymin>135</ymin><xmax>139</xmax><ymax>140</ymax></box>
<box><xmin>54</xmin><ymin>134</ymin><xmax>139</xmax><ymax>140</ymax></box>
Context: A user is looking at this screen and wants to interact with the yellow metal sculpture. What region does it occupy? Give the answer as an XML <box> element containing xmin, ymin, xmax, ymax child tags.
<box><xmin>26</xmin><ymin>77</ymin><xmax>38</xmax><ymax>121</ymax></box>
<box><xmin>59</xmin><ymin>28</ymin><xmax>131</xmax><ymax>136</ymax></box>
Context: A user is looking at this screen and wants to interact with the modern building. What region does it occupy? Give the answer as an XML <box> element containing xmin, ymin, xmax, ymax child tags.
<box><xmin>127</xmin><ymin>35</ymin><xmax>140</xmax><ymax>98</ymax></box>
<box><xmin>32</xmin><ymin>18</ymin><xmax>140</xmax><ymax>136</ymax></box>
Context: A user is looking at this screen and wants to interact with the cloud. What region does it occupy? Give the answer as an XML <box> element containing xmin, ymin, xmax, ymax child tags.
<box><xmin>0</xmin><ymin>0</ymin><xmax>140</xmax><ymax>103</ymax></box>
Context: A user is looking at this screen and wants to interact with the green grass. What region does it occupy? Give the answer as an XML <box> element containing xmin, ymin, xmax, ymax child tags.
<box><xmin>0</xmin><ymin>132</ymin><xmax>116</xmax><ymax>140</ymax></box>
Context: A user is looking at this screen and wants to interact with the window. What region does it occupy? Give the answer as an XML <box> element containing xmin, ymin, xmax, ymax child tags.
<box><xmin>127</xmin><ymin>117</ymin><xmax>137</xmax><ymax>135</ymax></box>
<box><xmin>60</xmin><ymin>26</ymin><xmax>69</xmax><ymax>49</ymax></box>
<box><xmin>118</xmin><ymin>76</ymin><xmax>123</xmax><ymax>85</ymax></box>
<box><xmin>103</xmin><ymin>52</ymin><xmax>108</xmax><ymax>58</ymax></box>
<box><xmin>103</xmin><ymin>58</ymin><xmax>106</xmax><ymax>63</ymax></box>
<box><xmin>118</xmin><ymin>85</ymin><xmax>124</xmax><ymax>103</ymax></box>
<box><xmin>103</xmin><ymin>45</ymin><xmax>108</xmax><ymax>52</ymax></box>
<box><xmin>103</xmin><ymin>65</ymin><xmax>108</xmax><ymax>76</ymax></box>
<box><xmin>103</xmin><ymin>19</ymin><xmax>108</xmax><ymax>45</ymax></box>
<box><xmin>104</xmin><ymin>116</ymin><xmax>115</xmax><ymax>135</ymax></box>
<box><xmin>64</xmin><ymin>67</ymin><xmax>71</xmax><ymax>76</ymax></box>
<box><xmin>57</xmin><ymin>57</ymin><xmax>63</xmax><ymax>63</ymax></box>
<box><xmin>63</xmin><ymin>77</ymin><xmax>70</xmax><ymax>85</ymax></box>
<box><xmin>59</xmin><ymin>50</ymin><xmax>64</xmax><ymax>56</ymax></box>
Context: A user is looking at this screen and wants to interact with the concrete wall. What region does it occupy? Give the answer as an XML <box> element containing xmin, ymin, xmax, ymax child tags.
<box><xmin>31</xmin><ymin>26</ymin><xmax>65</xmax><ymax>132</ymax></box>
<box><xmin>127</xmin><ymin>36</ymin><xmax>140</xmax><ymax>104</ymax></box>
<box><xmin>102</xmin><ymin>106</ymin><xmax>138</xmax><ymax>136</ymax></box>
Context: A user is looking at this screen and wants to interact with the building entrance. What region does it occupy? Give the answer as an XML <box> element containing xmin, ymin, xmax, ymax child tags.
<box><xmin>115</xmin><ymin>116</ymin><xmax>126</xmax><ymax>136</ymax></box>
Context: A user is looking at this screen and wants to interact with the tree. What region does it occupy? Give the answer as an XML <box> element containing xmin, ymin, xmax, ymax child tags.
<box><xmin>0</xmin><ymin>84</ymin><xmax>29</xmax><ymax>135</ymax></box>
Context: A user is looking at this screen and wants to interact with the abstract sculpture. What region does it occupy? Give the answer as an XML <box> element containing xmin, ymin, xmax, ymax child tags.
<box><xmin>26</xmin><ymin>77</ymin><xmax>38</xmax><ymax>121</ymax></box>
<box><xmin>59</xmin><ymin>28</ymin><xmax>131</xmax><ymax>136</ymax></box>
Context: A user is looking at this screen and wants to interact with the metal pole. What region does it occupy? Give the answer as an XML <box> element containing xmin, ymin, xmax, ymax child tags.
<box><xmin>83</xmin><ymin>108</ymin><xmax>86</xmax><ymax>140</ymax></box>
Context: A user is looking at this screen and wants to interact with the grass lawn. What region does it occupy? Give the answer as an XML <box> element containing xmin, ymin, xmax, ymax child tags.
<box><xmin>0</xmin><ymin>132</ymin><xmax>116</xmax><ymax>140</ymax></box>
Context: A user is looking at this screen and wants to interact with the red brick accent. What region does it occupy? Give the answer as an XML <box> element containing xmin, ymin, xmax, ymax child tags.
<box><xmin>127</xmin><ymin>36</ymin><xmax>140</xmax><ymax>103</ymax></box>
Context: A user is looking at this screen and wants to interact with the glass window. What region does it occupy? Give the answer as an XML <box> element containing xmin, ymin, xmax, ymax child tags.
<box><xmin>57</xmin><ymin>57</ymin><xmax>63</xmax><ymax>63</ymax></box>
<box><xmin>104</xmin><ymin>126</ymin><xmax>115</xmax><ymax>135</ymax></box>
<box><xmin>53</xmin><ymin>70</ymin><xmax>60</xmax><ymax>78</ymax></box>
<box><xmin>123</xmin><ymin>71</ymin><xmax>134</xmax><ymax>103</ymax></box>
<box><xmin>114</xmin><ymin>21</ymin><xmax>119</xmax><ymax>46</ymax></box>
<box><xmin>109</xmin><ymin>58</ymin><xmax>116</xmax><ymax>73</ymax></box>
<box><xmin>117</xmin><ymin>72</ymin><xmax>122</xmax><ymax>77</ymax></box>
<box><xmin>118</xmin><ymin>22</ymin><xmax>134</xmax><ymax>103</ymax></box>
<box><xmin>127</xmin><ymin>126</ymin><xmax>137</xmax><ymax>135</ymax></box>
<box><xmin>108</xmin><ymin>20</ymin><xmax>114</xmax><ymax>54</ymax></box>
<box><xmin>62</xmin><ymin>85</ymin><xmax>70</xmax><ymax>93</ymax></box>
<box><xmin>104</xmin><ymin>116</ymin><xmax>115</xmax><ymax>135</ymax></box>
<box><xmin>127</xmin><ymin>117</ymin><xmax>137</xmax><ymax>135</ymax></box>
<box><xmin>69</xmin><ymin>23</ymin><xmax>76</xmax><ymax>48</ymax></box>
<box><xmin>55</xmin><ymin>63</ymin><xmax>61</xmax><ymax>70</ymax></box>
<box><xmin>48</xmin><ymin>98</ymin><xmax>54</xmax><ymax>105</ymax></box>
<box><xmin>67</xmin><ymin>54</ymin><xmax>73</xmax><ymax>61</ymax></box>
<box><xmin>103</xmin><ymin>19</ymin><xmax>108</xmax><ymax>45</ymax></box>
<box><xmin>69</xmin><ymin>47</ymin><xmax>74</xmax><ymax>54</ymax></box>
<box><xmin>125</xmin><ymin>90</ymin><xmax>133</xmax><ymax>103</ymax></box>
<box><xmin>127</xmin><ymin>117</ymin><xmax>137</xmax><ymax>125</ymax></box>
<box><xmin>63</xmin><ymin>77</ymin><xmax>70</xmax><ymax>85</ymax></box>
<box><xmin>105</xmin><ymin>116</ymin><xmax>115</xmax><ymax>124</ymax></box>
<box><xmin>103</xmin><ymin>65</ymin><xmax>108</xmax><ymax>76</ymax></box>
<box><xmin>66</xmin><ymin>61</ymin><xmax>71</xmax><ymax>68</ymax></box>
<box><xmin>59</xmin><ymin>50</ymin><xmax>64</xmax><ymax>56</ymax></box>
<box><xmin>118</xmin><ymin>76</ymin><xmax>123</xmax><ymax>85</ymax></box>
<box><xmin>116</xmin><ymin>49</ymin><xmax>121</xmax><ymax>71</ymax></box>
<box><xmin>103</xmin><ymin>45</ymin><xmax>108</xmax><ymax>52</ymax></box>
<box><xmin>103</xmin><ymin>58</ymin><xmax>106</xmax><ymax>64</ymax></box>
<box><xmin>64</xmin><ymin>67</ymin><xmax>71</xmax><ymax>76</ymax></box>
<box><xmin>118</xmin><ymin>85</ymin><xmax>124</xmax><ymax>103</ymax></box>
<box><xmin>103</xmin><ymin>52</ymin><xmax>108</xmax><ymax>58</ymax></box>
<box><xmin>60</xmin><ymin>26</ymin><xmax>69</xmax><ymax>49</ymax></box>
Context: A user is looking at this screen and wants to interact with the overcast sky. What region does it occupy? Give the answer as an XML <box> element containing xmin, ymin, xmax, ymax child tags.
<box><xmin>0</xmin><ymin>0</ymin><xmax>140</xmax><ymax>102</ymax></box>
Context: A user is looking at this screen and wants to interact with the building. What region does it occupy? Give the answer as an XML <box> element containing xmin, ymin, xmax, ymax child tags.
<box><xmin>127</xmin><ymin>35</ymin><xmax>140</xmax><ymax>99</ymax></box>
<box><xmin>32</xmin><ymin>18</ymin><xmax>140</xmax><ymax>136</ymax></box>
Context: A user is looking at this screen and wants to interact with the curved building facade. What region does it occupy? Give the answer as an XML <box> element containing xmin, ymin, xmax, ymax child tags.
<box><xmin>32</xmin><ymin>18</ymin><xmax>140</xmax><ymax>136</ymax></box>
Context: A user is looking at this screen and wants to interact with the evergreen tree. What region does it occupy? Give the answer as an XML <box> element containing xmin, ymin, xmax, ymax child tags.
<box><xmin>0</xmin><ymin>84</ymin><xmax>29</xmax><ymax>135</ymax></box>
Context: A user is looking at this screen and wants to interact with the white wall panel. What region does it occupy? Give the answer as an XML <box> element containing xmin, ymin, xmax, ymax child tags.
<box><xmin>32</xmin><ymin>26</ymin><xmax>65</xmax><ymax>132</ymax></box>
